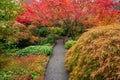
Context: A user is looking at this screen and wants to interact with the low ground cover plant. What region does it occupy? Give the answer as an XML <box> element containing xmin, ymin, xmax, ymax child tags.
<box><xmin>15</xmin><ymin>45</ymin><xmax>52</xmax><ymax>56</ymax></box>
<box><xmin>65</xmin><ymin>40</ymin><xmax>76</xmax><ymax>49</ymax></box>
<box><xmin>65</xmin><ymin>24</ymin><xmax>120</xmax><ymax>80</ymax></box>
<box><xmin>0</xmin><ymin>54</ymin><xmax>48</xmax><ymax>80</ymax></box>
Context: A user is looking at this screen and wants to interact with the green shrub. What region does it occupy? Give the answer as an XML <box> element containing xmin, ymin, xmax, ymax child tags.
<box><xmin>55</xmin><ymin>27</ymin><xmax>64</xmax><ymax>36</ymax></box>
<box><xmin>0</xmin><ymin>0</ymin><xmax>22</xmax><ymax>21</ymax></box>
<box><xmin>28</xmin><ymin>25</ymin><xmax>38</xmax><ymax>35</ymax></box>
<box><xmin>0</xmin><ymin>23</ymin><xmax>17</xmax><ymax>53</ymax></box>
<box><xmin>38</xmin><ymin>46</ymin><xmax>52</xmax><ymax>55</ymax></box>
<box><xmin>15</xmin><ymin>45</ymin><xmax>52</xmax><ymax>56</ymax></box>
<box><xmin>50</xmin><ymin>27</ymin><xmax>65</xmax><ymax>36</ymax></box>
<box><xmin>40</xmin><ymin>34</ymin><xmax>56</xmax><ymax>45</ymax></box>
<box><xmin>42</xmin><ymin>43</ymin><xmax>51</xmax><ymax>46</ymax></box>
<box><xmin>12</xmin><ymin>22</ymin><xmax>38</xmax><ymax>48</ymax></box>
<box><xmin>37</xmin><ymin>27</ymin><xmax>50</xmax><ymax>37</ymax></box>
<box><xmin>65</xmin><ymin>40</ymin><xmax>76</xmax><ymax>49</ymax></box>
<box><xmin>65</xmin><ymin>24</ymin><xmax>120</xmax><ymax>80</ymax></box>
<box><xmin>0</xmin><ymin>0</ymin><xmax>22</xmax><ymax>54</ymax></box>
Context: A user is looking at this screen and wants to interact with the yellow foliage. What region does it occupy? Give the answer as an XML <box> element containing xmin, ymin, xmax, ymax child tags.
<box><xmin>65</xmin><ymin>24</ymin><xmax>120</xmax><ymax>80</ymax></box>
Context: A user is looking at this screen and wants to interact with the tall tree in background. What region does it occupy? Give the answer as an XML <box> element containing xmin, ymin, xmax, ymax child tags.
<box><xmin>16</xmin><ymin>0</ymin><xmax>120</xmax><ymax>38</ymax></box>
<box><xmin>17</xmin><ymin>0</ymin><xmax>120</xmax><ymax>26</ymax></box>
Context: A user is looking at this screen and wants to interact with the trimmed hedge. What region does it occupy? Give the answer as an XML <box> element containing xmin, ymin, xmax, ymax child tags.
<box><xmin>65</xmin><ymin>24</ymin><xmax>120</xmax><ymax>80</ymax></box>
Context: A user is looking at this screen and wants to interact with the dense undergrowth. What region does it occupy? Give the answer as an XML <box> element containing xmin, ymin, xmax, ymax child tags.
<box><xmin>0</xmin><ymin>54</ymin><xmax>48</xmax><ymax>80</ymax></box>
<box><xmin>65</xmin><ymin>24</ymin><xmax>120</xmax><ymax>80</ymax></box>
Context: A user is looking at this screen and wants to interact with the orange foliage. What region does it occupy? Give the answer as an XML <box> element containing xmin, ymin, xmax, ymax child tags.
<box><xmin>0</xmin><ymin>54</ymin><xmax>48</xmax><ymax>80</ymax></box>
<box><xmin>65</xmin><ymin>24</ymin><xmax>120</xmax><ymax>80</ymax></box>
<box><xmin>8</xmin><ymin>22</ymin><xmax>39</xmax><ymax>47</ymax></box>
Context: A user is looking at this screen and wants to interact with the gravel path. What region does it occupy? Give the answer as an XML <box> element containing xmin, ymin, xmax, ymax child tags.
<box><xmin>45</xmin><ymin>39</ymin><xmax>69</xmax><ymax>80</ymax></box>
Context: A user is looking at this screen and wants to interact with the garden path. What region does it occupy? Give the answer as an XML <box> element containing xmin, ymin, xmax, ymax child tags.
<box><xmin>45</xmin><ymin>39</ymin><xmax>69</xmax><ymax>80</ymax></box>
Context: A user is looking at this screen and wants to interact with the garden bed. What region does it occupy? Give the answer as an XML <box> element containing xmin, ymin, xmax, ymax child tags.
<box><xmin>0</xmin><ymin>54</ymin><xmax>48</xmax><ymax>80</ymax></box>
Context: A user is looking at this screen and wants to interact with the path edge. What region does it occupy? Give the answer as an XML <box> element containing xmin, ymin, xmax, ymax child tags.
<box><xmin>44</xmin><ymin>44</ymin><xmax>56</xmax><ymax>80</ymax></box>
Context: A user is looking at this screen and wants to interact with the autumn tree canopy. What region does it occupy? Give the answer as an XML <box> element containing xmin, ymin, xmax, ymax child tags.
<box><xmin>17</xmin><ymin>0</ymin><xmax>120</xmax><ymax>27</ymax></box>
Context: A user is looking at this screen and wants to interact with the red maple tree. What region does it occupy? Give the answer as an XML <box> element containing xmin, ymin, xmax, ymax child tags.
<box><xmin>17</xmin><ymin>0</ymin><xmax>120</xmax><ymax>27</ymax></box>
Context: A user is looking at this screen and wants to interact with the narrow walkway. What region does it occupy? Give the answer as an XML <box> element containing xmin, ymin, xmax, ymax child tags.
<box><xmin>45</xmin><ymin>39</ymin><xmax>69</xmax><ymax>80</ymax></box>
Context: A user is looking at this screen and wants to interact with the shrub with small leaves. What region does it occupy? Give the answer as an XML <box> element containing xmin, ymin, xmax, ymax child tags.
<box><xmin>11</xmin><ymin>22</ymin><xmax>38</xmax><ymax>47</ymax></box>
<box><xmin>28</xmin><ymin>24</ymin><xmax>38</xmax><ymax>35</ymax></box>
<box><xmin>0</xmin><ymin>23</ymin><xmax>17</xmax><ymax>53</ymax></box>
<box><xmin>0</xmin><ymin>0</ymin><xmax>22</xmax><ymax>21</ymax></box>
<box><xmin>37</xmin><ymin>27</ymin><xmax>50</xmax><ymax>37</ymax></box>
<box><xmin>40</xmin><ymin>34</ymin><xmax>56</xmax><ymax>45</ymax></box>
<box><xmin>65</xmin><ymin>40</ymin><xmax>76</xmax><ymax>49</ymax></box>
<box><xmin>65</xmin><ymin>24</ymin><xmax>120</xmax><ymax>80</ymax></box>
<box><xmin>50</xmin><ymin>27</ymin><xmax>64</xmax><ymax>36</ymax></box>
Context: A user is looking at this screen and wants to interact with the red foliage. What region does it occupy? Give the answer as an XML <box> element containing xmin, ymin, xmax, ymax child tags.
<box><xmin>17</xmin><ymin>0</ymin><xmax>120</xmax><ymax>26</ymax></box>
<box><xmin>82</xmin><ymin>0</ymin><xmax>120</xmax><ymax>26</ymax></box>
<box><xmin>17</xmin><ymin>0</ymin><xmax>81</xmax><ymax>25</ymax></box>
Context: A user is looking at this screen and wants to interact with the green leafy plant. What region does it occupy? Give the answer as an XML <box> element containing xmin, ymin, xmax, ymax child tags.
<box><xmin>15</xmin><ymin>45</ymin><xmax>52</xmax><ymax>56</ymax></box>
<box><xmin>65</xmin><ymin>25</ymin><xmax>85</xmax><ymax>39</ymax></box>
<box><xmin>0</xmin><ymin>0</ymin><xmax>22</xmax><ymax>53</ymax></box>
<box><xmin>40</xmin><ymin>34</ymin><xmax>56</xmax><ymax>45</ymax></box>
<box><xmin>38</xmin><ymin>46</ymin><xmax>52</xmax><ymax>55</ymax></box>
<box><xmin>50</xmin><ymin>27</ymin><xmax>65</xmax><ymax>36</ymax></box>
<box><xmin>0</xmin><ymin>0</ymin><xmax>22</xmax><ymax>21</ymax></box>
<box><xmin>37</xmin><ymin>27</ymin><xmax>50</xmax><ymax>37</ymax></box>
<box><xmin>0</xmin><ymin>23</ymin><xmax>17</xmax><ymax>53</ymax></box>
<box><xmin>65</xmin><ymin>40</ymin><xmax>76</xmax><ymax>49</ymax></box>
